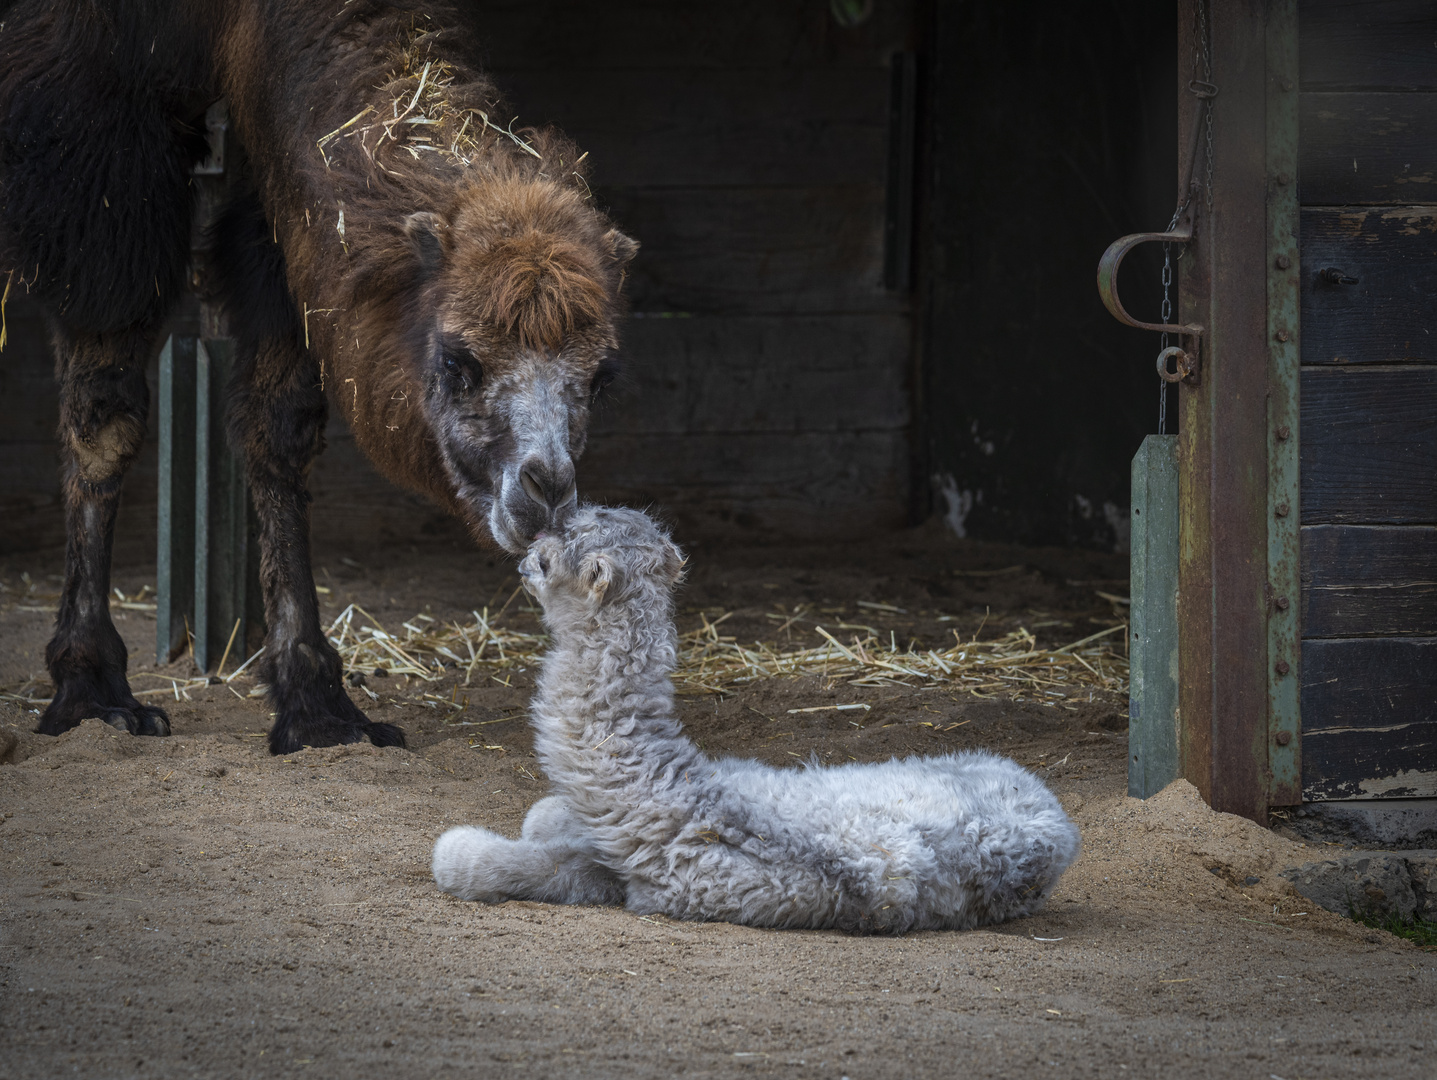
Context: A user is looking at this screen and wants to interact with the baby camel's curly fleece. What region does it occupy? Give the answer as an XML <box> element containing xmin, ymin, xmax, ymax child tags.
<box><xmin>432</xmin><ymin>507</ymin><xmax>1080</xmax><ymax>933</ymax></box>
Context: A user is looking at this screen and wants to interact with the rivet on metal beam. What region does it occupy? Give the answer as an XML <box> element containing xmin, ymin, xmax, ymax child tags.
<box><xmin>1275</xmin><ymin>730</ymin><xmax>1292</xmax><ymax>746</ymax></box>
<box><xmin>1276</xmin><ymin>172</ymin><xmax>1292</xmax><ymax>186</ymax></box>
<box><xmin>1275</xmin><ymin>503</ymin><xmax>1290</xmax><ymax>517</ymax></box>
<box><xmin>1275</xmin><ymin>328</ymin><xmax>1290</xmax><ymax>342</ymax></box>
<box><xmin>1275</xmin><ymin>660</ymin><xmax>1290</xmax><ymax>676</ymax></box>
<box><xmin>1276</xmin><ymin>425</ymin><xmax>1291</xmax><ymax>441</ymax></box>
<box><xmin>1275</xmin><ymin>596</ymin><xmax>1290</xmax><ymax>611</ymax></box>
<box><xmin>1274</xmin><ymin>255</ymin><xmax>1291</xmax><ymax>270</ymax></box>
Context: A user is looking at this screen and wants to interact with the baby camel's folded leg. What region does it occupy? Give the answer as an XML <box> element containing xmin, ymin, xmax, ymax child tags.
<box><xmin>520</xmin><ymin>795</ymin><xmax>626</xmax><ymax>905</ymax></box>
<box><xmin>433</xmin><ymin>800</ymin><xmax>624</xmax><ymax>906</ymax></box>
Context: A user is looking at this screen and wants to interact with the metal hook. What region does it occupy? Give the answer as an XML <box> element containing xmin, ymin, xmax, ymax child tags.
<box><xmin>1097</xmin><ymin>224</ymin><xmax>1206</xmax><ymax>338</ymax></box>
<box><xmin>1156</xmin><ymin>346</ymin><xmax>1192</xmax><ymax>383</ymax></box>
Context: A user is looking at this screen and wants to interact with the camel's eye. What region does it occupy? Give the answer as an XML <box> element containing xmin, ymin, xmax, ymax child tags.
<box><xmin>538</xmin><ymin>555</ymin><xmax>550</xmax><ymax>575</ymax></box>
<box><xmin>589</xmin><ymin>354</ymin><xmax>619</xmax><ymax>405</ymax></box>
<box><xmin>441</xmin><ymin>346</ymin><xmax>479</xmax><ymax>392</ymax></box>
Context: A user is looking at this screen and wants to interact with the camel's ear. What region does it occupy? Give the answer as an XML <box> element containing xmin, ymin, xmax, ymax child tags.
<box><xmin>663</xmin><ymin>540</ymin><xmax>687</xmax><ymax>585</ymax></box>
<box><xmin>404</xmin><ymin>211</ymin><xmax>448</xmax><ymax>277</ymax></box>
<box><xmin>580</xmin><ymin>553</ymin><xmax>615</xmax><ymax>603</ymax></box>
<box><xmin>602</xmin><ymin>228</ymin><xmax>639</xmax><ymax>269</ymax></box>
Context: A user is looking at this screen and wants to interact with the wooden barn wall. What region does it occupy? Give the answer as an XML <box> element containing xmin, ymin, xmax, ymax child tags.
<box><xmin>0</xmin><ymin>1</ymin><xmax>919</xmax><ymax>557</ymax></box>
<box><xmin>477</xmin><ymin>0</ymin><xmax>920</xmax><ymax>540</ymax></box>
<box><xmin>924</xmin><ymin>0</ymin><xmax>1177</xmax><ymax>549</ymax></box>
<box><xmin>1295</xmin><ymin>0</ymin><xmax>1437</xmax><ymax>801</ymax></box>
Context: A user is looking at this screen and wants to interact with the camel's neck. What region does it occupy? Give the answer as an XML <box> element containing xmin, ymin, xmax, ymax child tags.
<box><xmin>530</xmin><ymin>590</ymin><xmax>702</xmax><ymax>796</ymax></box>
<box><xmin>212</xmin><ymin>1</ymin><xmax>489</xmax><ymax>512</ymax></box>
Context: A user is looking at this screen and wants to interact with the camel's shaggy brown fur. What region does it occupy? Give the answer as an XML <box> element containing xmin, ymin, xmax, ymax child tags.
<box><xmin>0</xmin><ymin>1</ymin><xmax>637</xmax><ymax>754</ymax></box>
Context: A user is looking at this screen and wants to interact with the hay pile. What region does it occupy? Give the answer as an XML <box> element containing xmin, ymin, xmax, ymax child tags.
<box><xmin>322</xmin><ymin>601</ymin><xmax>1129</xmax><ymax>706</ymax></box>
<box><xmin>1</xmin><ymin>580</ymin><xmax>1128</xmax><ymax>711</ymax></box>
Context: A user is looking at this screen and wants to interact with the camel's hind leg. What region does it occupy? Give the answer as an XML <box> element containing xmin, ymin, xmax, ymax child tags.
<box><xmin>39</xmin><ymin>328</ymin><xmax>170</xmax><ymax>737</ymax></box>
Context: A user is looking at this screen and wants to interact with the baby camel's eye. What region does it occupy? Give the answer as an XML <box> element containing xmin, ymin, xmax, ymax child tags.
<box><xmin>538</xmin><ymin>555</ymin><xmax>550</xmax><ymax>574</ymax></box>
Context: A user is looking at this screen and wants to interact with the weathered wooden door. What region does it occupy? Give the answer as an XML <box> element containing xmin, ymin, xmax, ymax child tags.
<box><xmin>1119</xmin><ymin>0</ymin><xmax>1437</xmax><ymax>822</ymax></box>
<box><xmin>1295</xmin><ymin>1</ymin><xmax>1437</xmax><ymax>802</ymax></box>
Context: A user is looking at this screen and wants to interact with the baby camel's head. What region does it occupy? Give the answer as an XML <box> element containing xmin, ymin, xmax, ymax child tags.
<box><xmin>519</xmin><ymin>506</ymin><xmax>685</xmax><ymax>628</ymax></box>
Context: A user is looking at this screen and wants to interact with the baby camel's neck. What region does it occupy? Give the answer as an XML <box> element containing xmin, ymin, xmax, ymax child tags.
<box><xmin>534</xmin><ymin>592</ymin><xmax>686</xmax><ymax>746</ymax></box>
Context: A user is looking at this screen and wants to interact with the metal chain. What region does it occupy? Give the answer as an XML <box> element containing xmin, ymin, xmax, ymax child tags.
<box><xmin>1159</xmin><ymin>237</ymin><xmax>1174</xmax><ymax>433</ymax></box>
<box><xmin>1197</xmin><ymin>0</ymin><xmax>1214</xmax><ymax>211</ymax></box>
<box><xmin>1158</xmin><ymin>0</ymin><xmax>1215</xmax><ymax>433</ymax></box>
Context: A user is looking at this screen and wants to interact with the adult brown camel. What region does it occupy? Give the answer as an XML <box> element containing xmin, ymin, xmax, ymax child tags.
<box><xmin>0</xmin><ymin>1</ymin><xmax>637</xmax><ymax>753</ymax></box>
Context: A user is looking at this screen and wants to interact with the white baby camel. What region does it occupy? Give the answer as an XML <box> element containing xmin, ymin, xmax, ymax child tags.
<box><xmin>432</xmin><ymin>507</ymin><xmax>1081</xmax><ymax>933</ymax></box>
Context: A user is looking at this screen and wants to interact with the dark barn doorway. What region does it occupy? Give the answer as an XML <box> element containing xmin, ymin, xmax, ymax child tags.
<box><xmin>0</xmin><ymin>0</ymin><xmax>1177</xmax><ymax>559</ymax></box>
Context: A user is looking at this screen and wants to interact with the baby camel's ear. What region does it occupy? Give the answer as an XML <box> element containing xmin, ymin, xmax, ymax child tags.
<box><xmin>580</xmin><ymin>552</ymin><xmax>615</xmax><ymax>602</ymax></box>
<box><xmin>663</xmin><ymin>540</ymin><xmax>687</xmax><ymax>585</ymax></box>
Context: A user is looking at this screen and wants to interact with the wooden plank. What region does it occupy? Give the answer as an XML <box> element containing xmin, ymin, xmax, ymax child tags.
<box><xmin>1302</xmin><ymin>723</ymin><xmax>1437</xmax><ymax>800</ymax></box>
<box><xmin>1299</xmin><ymin>0</ymin><xmax>1437</xmax><ymax>90</ymax></box>
<box><xmin>1301</xmin><ymin>525</ymin><xmax>1437</xmax><ymax>637</ymax></box>
<box><xmin>156</xmin><ymin>336</ymin><xmax>196</xmax><ymax>664</ymax></box>
<box><xmin>591</xmin><ymin>315</ymin><xmax>910</xmax><ymax>437</ymax></box>
<box><xmin>603</xmin><ymin>185</ymin><xmax>892</xmax><ymax>315</ymax></box>
<box><xmin>494</xmin><ymin>69</ymin><xmax>888</xmax><ymax>188</ymax></box>
<box><xmin>476</xmin><ymin>0</ymin><xmax>919</xmax><ymax>73</ymax></box>
<box><xmin>1300</xmin><ymin>93</ymin><xmax>1437</xmax><ymax>206</ymax></box>
<box><xmin>1302</xmin><ymin>636</ymin><xmax>1437</xmax><ymax>731</ymax></box>
<box><xmin>1300</xmin><ymin>207</ymin><xmax>1437</xmax><ymax>364</ymax></box>
<box><xmin>1129</xmin><ymin>435</ymin><xmax>1180</xmax><ymax>799</ymax></box>
<box><xmin>578</xmin><ymin>430</ymin><xmax>910</xmax><ymax>538</ymax></box>
<box><xmin>306</xmin><ymin>427</ymin><xmax>459</xmax><ymax>550</ymax></box>
<box><xmin>1300</xmin><ymin>366</ymin><xmax>1437</xmax><ymax>523</ymax></box>
<box><xmin>883</xmin><ymin>52</ymin><xmax>918</xmax><ymax>291</ymax></box>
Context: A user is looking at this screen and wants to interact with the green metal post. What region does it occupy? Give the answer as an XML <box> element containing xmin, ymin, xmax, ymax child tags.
<box><xmin>156</xmin><ymin>336</ymin><xmax>197</xmax><ymax>663</ymax></box>
<box><xmin>193</xmin><ymin>338</ymin><xmax>251</xmax><ymax>673</ymax></box>
<box><xmin>1130</xmin><ymin>434</ymin><xmax>1181</xmax><ymax>797</ymax></box>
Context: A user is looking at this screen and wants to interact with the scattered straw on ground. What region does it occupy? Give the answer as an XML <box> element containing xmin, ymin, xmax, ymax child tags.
<box><xmin>322</xmin><ymin>601</ymin><xmax>1129</xmax><ymax>705</ymax></box>
<box><xmin>1</xmin><ymin>586</ymin><xmax>1128</xmax><ymax>711</ymax></box>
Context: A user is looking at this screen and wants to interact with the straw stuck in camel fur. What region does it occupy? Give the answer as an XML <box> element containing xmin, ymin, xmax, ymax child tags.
<box><xmin>432</xmin><ymin>507</ymin><xmax>1082</xmax><ymax>933</ymax></box>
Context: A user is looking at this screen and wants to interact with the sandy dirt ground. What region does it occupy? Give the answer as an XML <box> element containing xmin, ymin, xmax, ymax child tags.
<box><xmin>2</xmin><ymin>526</ymin><xmax>1433</xmax><ymax>1079</ymax></box>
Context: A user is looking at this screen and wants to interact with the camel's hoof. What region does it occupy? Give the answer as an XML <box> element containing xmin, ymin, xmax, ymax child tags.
<box><xmin>37</xmin><ymin>684</ymin><xmax>171</xmax><ymax>738</ymax></box>
<box><xmin>100</xmin><ymin>705</ymin><xmax>171</xmax><ymax>737</ymax></box>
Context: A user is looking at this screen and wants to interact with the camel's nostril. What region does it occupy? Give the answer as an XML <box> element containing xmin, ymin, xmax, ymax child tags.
<box><xmin>518</xmin><ymin>460</ymin><xmax>576</xmax><ymax>513</ymax></box>
<box><xmin>519</xmin><ymin>466</ymin><xmax>548</xmax><ymax>508</ymax></box>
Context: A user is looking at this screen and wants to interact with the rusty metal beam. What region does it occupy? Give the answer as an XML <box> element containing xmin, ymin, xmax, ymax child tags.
<box><xmin>1177</xmin><ymin>0</ymin><xmax>1272</xmax><ymax>824</ymax></box>
<box><xmin>1266</xmin><ymin>0</ymin><xmax>1302</xmax><ymax>805</ymax></box>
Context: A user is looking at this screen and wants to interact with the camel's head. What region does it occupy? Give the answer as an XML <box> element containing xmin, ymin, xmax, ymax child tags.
<box><xmin>519</xmin><ymin>505</ymin><xmax>685</xmax><ymax>627</ymax></box>
<box><xmin>406</xmin><ymin>176</ymin><xmax>637</xmax><ymax>554</ymax></box>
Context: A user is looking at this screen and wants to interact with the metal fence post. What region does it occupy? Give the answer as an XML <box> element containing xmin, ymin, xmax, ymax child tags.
<box><xmin>1130</xmin><ymin>434</ymin><xmax>1180</xmax><ymax>797</ymax></box>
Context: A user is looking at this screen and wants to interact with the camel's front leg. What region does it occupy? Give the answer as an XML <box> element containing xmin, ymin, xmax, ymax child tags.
<box><xmin>228</xmin><ymin>335</ymin><xmax>404</xmax><ymax>755</ymax></box>
<box><xmin>39</xmin><ymin>329</ymin><xmax>170</xmax><ymax>737</ymax></box>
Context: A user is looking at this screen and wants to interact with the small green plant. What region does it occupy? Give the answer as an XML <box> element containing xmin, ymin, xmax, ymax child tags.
<box><xmin>1347</xmin><ymin>906</ymin><xmax>1437</xmax><ymax>950</ymax></box>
